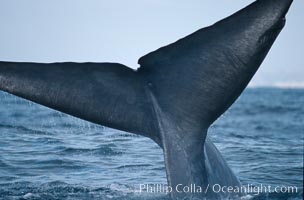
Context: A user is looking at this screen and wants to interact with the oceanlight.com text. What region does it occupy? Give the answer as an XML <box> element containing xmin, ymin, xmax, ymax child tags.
<box><xmin>210</xmin><ymin>184</ymin><xmax>298</xmax><ymax>195</ymax></box>
<box><xmin>138</xmin><ymin>183</ymin><xmax>299</xmax><ymax>195</ymax></box>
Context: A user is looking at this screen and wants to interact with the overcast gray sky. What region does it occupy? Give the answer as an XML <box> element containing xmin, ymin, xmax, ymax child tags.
<box><xmin>0</xmin><ymin>0</ymin><xmax>303</xmax><ymax>87</ymax></box>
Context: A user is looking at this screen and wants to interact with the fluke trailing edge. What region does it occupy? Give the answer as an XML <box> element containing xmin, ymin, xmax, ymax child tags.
<box><xmin>0</xmin><ymin>0</ymin><xmax>293</xmax><ymax>199</ymax></box>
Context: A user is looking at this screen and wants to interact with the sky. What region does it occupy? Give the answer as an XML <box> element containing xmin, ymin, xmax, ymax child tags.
<box><xmin>0</xmin><ymin>0</ymin><xmax>303</xmax><ymax>87</ymax></box>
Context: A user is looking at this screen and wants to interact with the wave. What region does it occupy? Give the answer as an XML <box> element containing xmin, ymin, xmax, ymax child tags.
<box><xmin>59</xmin><ymin>144</ymin><xmax>123</xmax><ymax>156</ymax></box>
<box><xmin>0</xmin><ymin>181</ymin><xmax>169</xmax><ymax>200</ymax></box>
<box><xmin>249</xmin><ymin>82</ymin><xmax>304</xmax><ymax>89</ymax></box>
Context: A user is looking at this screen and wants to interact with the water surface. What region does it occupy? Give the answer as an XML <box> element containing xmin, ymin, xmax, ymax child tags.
<box><xmin>0</xmin><ymin>88</ymin><xmax>303</xmax><ymax>199</ymax></box>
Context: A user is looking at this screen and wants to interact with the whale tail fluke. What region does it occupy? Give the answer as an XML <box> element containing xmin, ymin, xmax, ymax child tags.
<box><xmin>138</xmin><ymin>0</ymin><xmax>293</xmax><ymax>129</ymax></box>
<box><xmin>0</xmin><ymin>62</ymin><xmax>161</xmax><ymax>143</ymax></box>
<box><xmin>137</xmin><ymin>0</ymin><xmax>293</xmax><ymax>198</ymax></box>
<box><xmin>0</xmin><ymin>0</ymin><xmax>293</xmax><ymax>199</ymax></box>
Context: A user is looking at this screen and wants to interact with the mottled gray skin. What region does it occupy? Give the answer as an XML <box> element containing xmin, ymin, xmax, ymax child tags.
<box><xmin>0</xmin><ymin>0</ymin><xmax>293</xmax><ymax>199</ymax></box>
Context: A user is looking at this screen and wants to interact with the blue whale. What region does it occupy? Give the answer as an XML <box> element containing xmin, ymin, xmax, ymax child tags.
<box><xmin>0</xmin><ymin>0</ymin><xmax>293</xmax><ymax>199</ymax></box>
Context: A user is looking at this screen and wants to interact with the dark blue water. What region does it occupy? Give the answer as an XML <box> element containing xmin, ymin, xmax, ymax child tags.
<box><xmin>0</xmin><ymin>88</ymin><xmax>303</xmax><ymax>200</ymax></box>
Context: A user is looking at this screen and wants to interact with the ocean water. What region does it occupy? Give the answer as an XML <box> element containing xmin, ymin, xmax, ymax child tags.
<box><xmin>0</xmin><ymin>88</ymin><xmax>303</xmax><ymax>200</ymax></box>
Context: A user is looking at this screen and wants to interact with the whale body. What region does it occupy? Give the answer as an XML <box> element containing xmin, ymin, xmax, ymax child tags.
<box><xmin>0</xmin><ymin>0</ymin><xmax>293</xmax><ymax>199</ymax></box>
